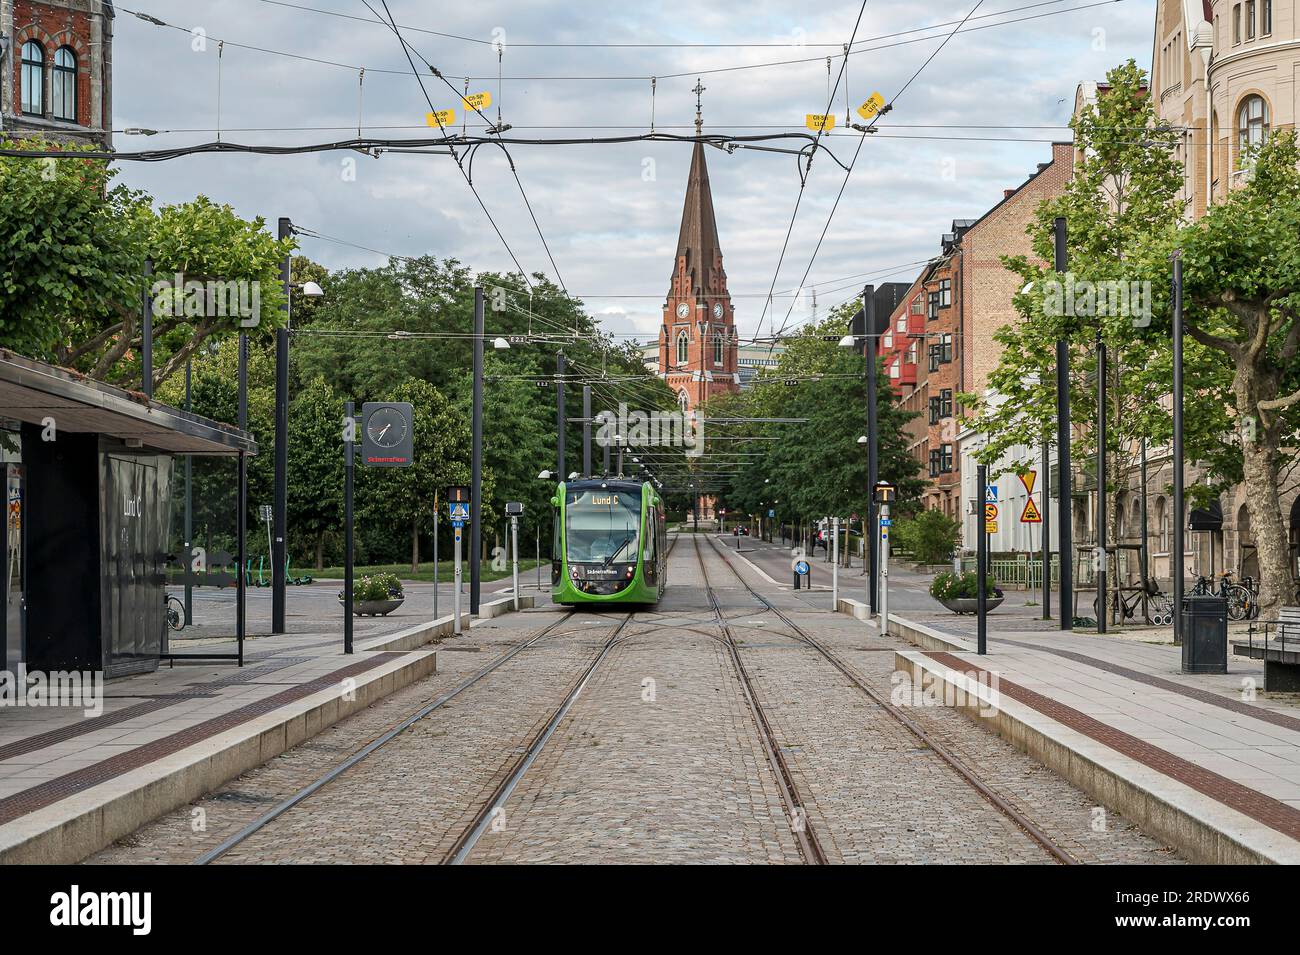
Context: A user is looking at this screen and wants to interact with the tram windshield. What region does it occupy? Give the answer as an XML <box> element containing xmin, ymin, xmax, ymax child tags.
<box><xmin>565</xmin><ymin>488</ymin><xmax>641</xmax><ymax>565</ymax></box>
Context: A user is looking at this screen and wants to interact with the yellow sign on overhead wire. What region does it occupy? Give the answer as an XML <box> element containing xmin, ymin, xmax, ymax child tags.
<box><xmin>425</xmin><ymin>109</ymin><xmax>456</xmax><ymax>128</ymax></box>
<box><xmin>462</xmin><ymin>91</ymin><xmax>492</xmax><ymax>111</ymax></box>
<box><xmin>805</xmin><ymin>114</ymin><xmax>836</xmax><ymax>132</ymax></box>
<box><xmin>856</xmin><ymin>92</ymin><xmax>885</xmax><ymax>121</ymax></box>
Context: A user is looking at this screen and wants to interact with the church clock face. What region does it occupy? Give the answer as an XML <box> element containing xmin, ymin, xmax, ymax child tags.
<box><xmin>676</xmin><ymin>303</ymin><xmax>690</xmax><ymax>319</ymax></box>
<box><xmin>712</xmin><ymin>303</ymin><xmax>723</xmax><ymax>319</ymax></box>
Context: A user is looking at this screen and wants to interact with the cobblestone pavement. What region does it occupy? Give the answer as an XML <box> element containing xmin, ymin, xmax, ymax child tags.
<box><xmin>92</xmin><ymin>535</ymin><xmax>1183</xmax><ymax>864</ymax></box>
<box><xmin>697</xmin><ymin>536</ymin><xmax>1182</xmax><ymax>865</ymax></box>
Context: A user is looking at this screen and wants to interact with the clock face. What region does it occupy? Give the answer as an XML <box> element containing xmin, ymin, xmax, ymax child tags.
<box><xmin>713</xmin><ymin>302</ymin><xmax>724</xmax><ymax>319</ymax></box>
<box><xmin>366</xmin><ymin>406</ymin><xmax>409</xmax><ymax>448</ymax></box>
<box><xmin>676</xmin><ymin>303</ymin><xmax>690</xmax><ymax>319</ymax></box>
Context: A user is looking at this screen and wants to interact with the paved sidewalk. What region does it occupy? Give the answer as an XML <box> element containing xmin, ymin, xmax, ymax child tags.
<box><xmin>888</xmin><ymin>613</ymin><xmax>1300</xmax><ymax>863</ymax></box>
<box><xmin>0</xmin><ymin>596</ymin><xmax>524</xmax><ymax>863</ymax></box>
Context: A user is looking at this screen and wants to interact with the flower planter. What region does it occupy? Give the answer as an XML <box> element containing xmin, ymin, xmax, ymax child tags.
<box><xmin>339</xmin><ymin>596</ymin><xmax>405</xmax><ymax>616</ymax></box>
<box><xmin>938</xmin><ymin>596</ymin><xmax>1003</xmax><ymax>615</ymax></box>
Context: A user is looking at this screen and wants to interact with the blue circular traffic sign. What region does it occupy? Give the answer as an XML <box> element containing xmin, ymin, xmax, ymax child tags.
<box><xmin>795</xmin><ymin>560</ymin><xmax>810</xmax><ymax>575</ymax></box>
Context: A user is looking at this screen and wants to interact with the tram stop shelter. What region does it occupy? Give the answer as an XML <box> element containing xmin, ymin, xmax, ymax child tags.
<box><xmin>1</xmin><ymin>349</ymin><xmax>255</xmax><ymax>680</ymax></box>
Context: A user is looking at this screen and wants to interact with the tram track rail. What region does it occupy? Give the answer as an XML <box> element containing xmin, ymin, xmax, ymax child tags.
<box><xmin>701</xmin><ymin>533</ymin><xmax>1077</xmax><ymax>866</ymax></box>
<box><xmin>444</xmin><ymin>612</ymin><xmax>634</xmax><ymax>864</ymax></box>
<box><xmin>692</xmin><ymin>536</ymin><xmax>828</xmax><ymax>865</ymax></box>
<box><xmin>194</xmin><ymin>606</ymin><xmax>596</xmax><ymax>865</ymax></box>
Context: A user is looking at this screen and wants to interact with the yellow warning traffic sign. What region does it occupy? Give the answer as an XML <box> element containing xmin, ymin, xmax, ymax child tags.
<box><xmin>1020</xmin><ymin>497</ymin><xmax>1042</xmax><ymax>524</ymax></box>
<box><xmin>856</xmin><ymin>92</ymin><xmax>885</xmax><ymax>121</ymax></box>
<box><xmin>425</xmin><ymin>109</ymin><xmax>456</xmax><ymax>128</ymax></box>
<box><xmin>1019</xmin><ymin>470</ymin><xmax>1037</xmax><ymax>496</ymax></box>
<box><xmin>806</xmin><ymin>114</ymin><xmax>836</xmax><ymax>131</ymax></box>
<box><xmin>462</xmin><ymin>91</ymin><xmax>492</xmax><ymax>111</ymax></box>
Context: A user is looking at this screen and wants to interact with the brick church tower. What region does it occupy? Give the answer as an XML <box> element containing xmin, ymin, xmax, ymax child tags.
<box><xmin>658</xmin><ymin>92</ymin><xmax>739</xmax><ymax>413</ymax></box>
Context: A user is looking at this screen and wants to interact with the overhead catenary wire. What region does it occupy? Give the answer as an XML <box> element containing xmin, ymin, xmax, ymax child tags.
<box><xmin>769</xmin><ymin>0</ymin><xmax>987</xmax><ymax>345</ymax></box>
<box><xmin>115</xmin><ymin>0</ymin><xmax>1131</xmax><ymax>84</ymax></box>
<box><xmin>359</xmin><ymin>0</ymin><xmax>535</xmax><ymax>290</ymax></box>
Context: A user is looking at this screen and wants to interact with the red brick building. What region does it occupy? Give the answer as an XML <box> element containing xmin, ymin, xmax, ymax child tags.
<box><xmin>657</xmin><ymin>140</ymin><xmax>739</xmax><ymax>413</ymax></box>
<box><xmin>881</xmin><ymin>142</ymin><xmax>1074</xmax><ymax>526</ymax></box>
<box><xmin>3</xmin><ymin>0</ymin><xmax>113</xmax><ymax>147</ymax></box>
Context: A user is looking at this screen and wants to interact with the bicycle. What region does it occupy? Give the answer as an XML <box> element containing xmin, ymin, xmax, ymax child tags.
<box><xmin>165</xmin><ymin>593</ymin><xmax>185</xmax><ymax>632</ymax></box>
<box><xmin>1190</xmin><ymin>572</ymin><xmax>1254</xmax><ymax>621</ymax></box>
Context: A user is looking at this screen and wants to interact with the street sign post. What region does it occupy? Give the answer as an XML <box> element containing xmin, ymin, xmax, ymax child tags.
<box><xmin>448</xmin><ymin>486</ymin><xmax>470</xmax><ymax>634</ymax></box>
<box><xmin>874</xmin><ymin>482</ymin><xmax>895</xmax><ymax>636</ymax></box>
<box><xmin>506</xmin><ymin>502</ymin><xmax>523</xmax><ymax>610</ymax></box>
<box><xmin>794</xmin><ymin>558</ymin><xmax>810</xmax><ymax>590</ymax></box>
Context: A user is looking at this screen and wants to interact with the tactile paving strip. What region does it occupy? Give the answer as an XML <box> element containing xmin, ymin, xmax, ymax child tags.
<box><xmin>0</xmin><ymin>653</ymin><xmax>404</xmax><ymax>827</ymax></box>
<box><xmin>926</xmin><ymin>651</ymin><xmax>1300</xmax><ymax>843</ymax></box>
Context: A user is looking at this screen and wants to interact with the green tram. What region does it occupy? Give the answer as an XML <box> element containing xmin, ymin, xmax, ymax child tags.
<box><xmin>551</xmin><ymin>479</ymin><xmax>667</xmax><ymax>605</ymax></box>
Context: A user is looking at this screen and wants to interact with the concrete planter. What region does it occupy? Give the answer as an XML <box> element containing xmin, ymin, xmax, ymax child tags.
<box><xmin>938</xmin><ymin>596</ymin><xmax>1004</xmax><ymax>615</ymax></box>
<box><xmin>339</xmin><ymin>596</ymin><xmax>405</xmax><ymax>616</ymax></box>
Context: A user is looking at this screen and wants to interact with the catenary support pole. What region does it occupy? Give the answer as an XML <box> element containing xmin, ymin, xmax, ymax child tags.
<box><xmin>977</xmin><ymin>464</ymin><xmax>988</xmax><ymax>655</ymax></box>
<box><xmin>433</xmin><ymin>504</ymin><xmax>439</xmax><ymax>620</ymax></box>
<box><xmin>1140</xmin><ymin>437</ymin><xmax>1151</xmax><ymax>622</ymax></box>
<box><xmin>184</xmin><ymin>359</ymin><xmax>193</xmax><ymax>627</ymax></box>
<box><xmin>1172</xmin><ymin>252</ymin><xmax>1185</xmax><ymax>645</ymax></box>
<box><xmin>863</xmin><ymin>285</ymin><xmax>879</xmax><ymax>614</ymax></box>
<box><xmin>471</xmin><ymin>287</ymin><xmax>484</xmax><ymax>615</ymax></box>
<box><xmin>1041</xmin><ymin>431</ymin><xmax>1050</xmax><ymax>619</ymax></box>
<box><xmin>583</xmin><ymin>386</ymin><xmax>592</xmax><ymax>477</ymax></box>
<box><xmin>343</xmin><ymin>400</ymin><xmax>354</xmax><ymax>654</ymax></box>
<box><xmin>237</xmin><ymin>333</ymin><xmax>248</xmax><ymax>665</ymax></box>
<box><xmin>272</xmin><ymin>216</ymin><xmax>292</xmax><ymax>635</ymax></box>
<box><xmin>142</xmin><ymin>258</ymin><xmax>153</xmax><ymax>398</ymax></box>
<box><xmin>556</xmin><ymin>351</ymin><xmax>567</xmax><ymax>480</ymax></box>
<box><xmin>1053</xmin><ymin>217</ymin><xmax>1073</xmax><ymax>630</ymax></box>
<box><xmin>1097</xmin><ymin>331</ymin><xmax>1108</xmax><ymax>633</ymax></box>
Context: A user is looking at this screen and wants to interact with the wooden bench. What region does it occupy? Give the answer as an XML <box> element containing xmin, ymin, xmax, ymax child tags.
<box><xmin>1232</xmin><ymin>607</ymin><xmax>1300</xmax><ymax>691</ymax></box>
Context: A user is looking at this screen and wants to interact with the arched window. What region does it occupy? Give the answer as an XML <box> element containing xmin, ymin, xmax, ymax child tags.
<box><xmin>712</xmin><ymin>332</ymin><xmax>723</xmax><ymax>366</ymax></box>
<box><xmin>21</xmin><ymin>42</ymin><xmax>44</xmax><ymax>116</ymax></box>
<box><xmin>677</xmin><ymin>389</ymin><xmax>690</xmax><ymax>413</ymax></box>
<box><xmin>1237</xmin><ymin>95</ymin><xmax>1269</xmax><ymax>162</ymax></box>
<box><xmin>52</xmin><ymin>47</ymin><xmax>77</xmax><ymax>122</ymax></box>
<box><xmin>675</xmin><ymin>329</ymin><xmax>689</xmax><ymax>366</ymax></box>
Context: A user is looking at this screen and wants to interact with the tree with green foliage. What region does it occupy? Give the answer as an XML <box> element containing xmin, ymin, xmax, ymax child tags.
<box><xmin>0</xmin><ymin>145</ymin><xmax>294</xmax><ymax>390</ymax></box>
<box><xmin>1178</xmin><ymin>130</ymin><xmax>1300</xmax><ymax>613</ymax></box>
<box><xmin>893</xmin><ymin>508</ymin><xmax>963</xmax><ymax>564</ymax></box>
<box><xmin>286</xmin><ymin>375</ymin><xmax>346</xmax><ymax>570</ymax></box>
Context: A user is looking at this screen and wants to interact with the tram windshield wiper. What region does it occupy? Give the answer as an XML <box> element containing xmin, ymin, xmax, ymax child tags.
<box><xmin>601</xmin><ymin>531</ymin><xmax>635</xmax><ymax>569</ymax></box>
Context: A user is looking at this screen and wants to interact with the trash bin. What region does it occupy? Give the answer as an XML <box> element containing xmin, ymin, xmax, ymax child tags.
<box><xmin>1181</xmin><ymin>595</ymin><xmax>1228</xmax><ymax>674</ymax></box>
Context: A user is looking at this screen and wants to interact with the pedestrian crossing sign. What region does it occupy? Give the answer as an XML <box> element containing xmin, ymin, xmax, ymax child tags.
<box><xmin>1020</xmin><ymin>497</ymin><xmax>1042</xmax><ymax>524</ymax></box>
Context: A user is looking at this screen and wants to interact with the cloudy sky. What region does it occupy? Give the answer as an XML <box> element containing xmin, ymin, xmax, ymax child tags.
<box><xmin>112</xmin><ymin>0</ymin><xmax>1158</xmax><ymax>343</ymax></box>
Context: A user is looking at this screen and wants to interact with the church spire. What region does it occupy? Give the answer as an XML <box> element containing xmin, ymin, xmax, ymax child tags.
<box><xmin>673</xmin><ymin>138</ymin><xmax>722</xmax><ymax>297</ymax></box>
<box><xmin>692</xmin><ymin>78</ymin><xmax>705</xmax><ymax>136</ymax></box>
